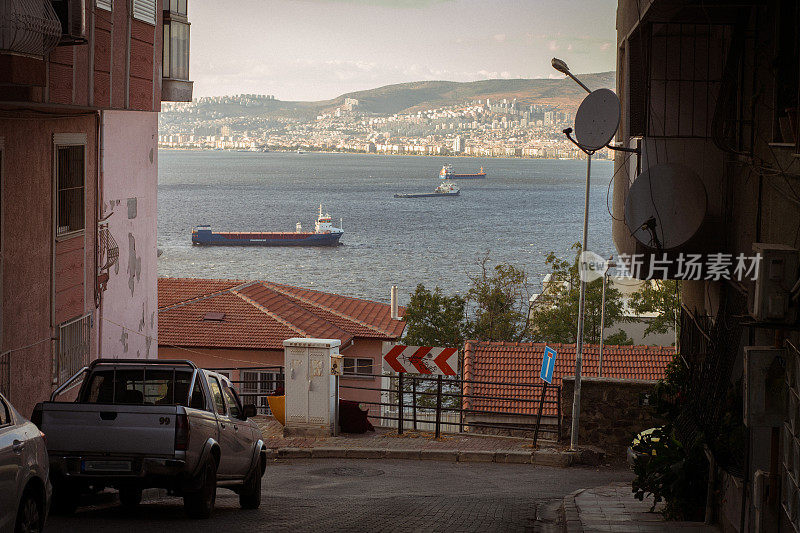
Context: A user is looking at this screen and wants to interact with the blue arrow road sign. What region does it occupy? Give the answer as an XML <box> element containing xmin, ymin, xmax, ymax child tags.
<box><xmin>540</xmin><ymin>346</ymin><xmax>557</xmax><ymax>384</ymax></box>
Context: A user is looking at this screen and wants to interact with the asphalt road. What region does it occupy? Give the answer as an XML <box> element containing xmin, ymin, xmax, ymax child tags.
<box><xmin>47</xmin><ymin>459</ymin><xmax>632</xmax><ymax>532</ymax></box>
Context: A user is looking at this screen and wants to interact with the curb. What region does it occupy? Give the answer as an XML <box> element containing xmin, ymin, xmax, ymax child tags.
<box><xmin>268</xmin><ymin>446</ymin><xmax>602</xmax><ymax>467</ymax></box>
<box><xmin>561</xmin><ymin>489</ymin><xmax>585</xmax><ymax>533</ymax></box>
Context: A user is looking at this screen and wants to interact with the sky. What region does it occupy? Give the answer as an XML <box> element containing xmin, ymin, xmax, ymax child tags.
<box><xmin>189</xmin><ymin>0</ymin><xmax>617</xmax><ymax>101</ymax></box>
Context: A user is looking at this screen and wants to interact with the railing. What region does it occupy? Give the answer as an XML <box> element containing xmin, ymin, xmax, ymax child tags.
<box><xmin>54</xmin><ymin>313</ymin><xmax>92</xmax><ymax>386</ymax></box>
<box><xmin>213</xmin><ymin>366</ymin><xmax>561</xmax><ymax>445</ymax></box>
<box><xmin>339</xmin><ymin>372</ymin><xmax>561</xmax><ymax>445</ymax></box>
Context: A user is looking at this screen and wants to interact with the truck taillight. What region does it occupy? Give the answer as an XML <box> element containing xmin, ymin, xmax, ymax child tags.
<box><xmin>175</xmin><ymin>413</ymin><xmax>189</xmax><ymax>451</ymax></box>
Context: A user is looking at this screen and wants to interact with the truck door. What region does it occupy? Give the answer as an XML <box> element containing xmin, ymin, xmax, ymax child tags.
<box><xmin>221</xmin><ymin>382</ymin><xmax>251</xmax><ymax>474</ymax></box>
<box><xmin>207</xmin><ymin>376</ymin><xmax>239</xmax><ymax>476</ymax></box>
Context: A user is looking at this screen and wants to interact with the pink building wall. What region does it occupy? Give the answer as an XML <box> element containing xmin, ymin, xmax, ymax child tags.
<box><xmin>99</xmin><ymin>111</ymin><xmax>159</xmax><ymax>359</ymax></box>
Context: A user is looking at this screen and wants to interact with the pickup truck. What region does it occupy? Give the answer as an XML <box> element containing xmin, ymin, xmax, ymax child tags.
<box><xmin>32</xmin><ymin>359</ymin><xmax>267</xmax><ymax>519</ymax></box>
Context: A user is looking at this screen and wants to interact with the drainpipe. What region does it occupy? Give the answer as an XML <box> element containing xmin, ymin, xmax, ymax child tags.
<box><xmin>96</xmin><ymin>111</ymin><xmax>103</xmax><ymax>357</ymax></box>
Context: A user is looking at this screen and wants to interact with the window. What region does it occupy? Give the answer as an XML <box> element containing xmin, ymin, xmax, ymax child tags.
<box><xmin>55</xmin><ymin>313</ymin><xmax>91</xmax><ymax>386</ymax></box>
<box><xmin>133</xmin><ymin>0</ymin><xmax>157</xmax><ymax>24</ymax></box>
<box><xmin>242</xmin><ymin>370</ymin><xmax>284</xmax><ymax>413</ymax></box>
<box><xmin>190</xmin><ymin>376</ymin><xmax>207</xmax><ymax>410</ymax></box>
<box><xmin>222</xmin><ymin>384</ymin><xmax>241</xmax><ymax>419</ymax></box>
<box><xmin>96</xmin><ymin>0</ymin><xmax>112</xmax><ymax>11</ymax></box>
<box><xmin>55</xmin><ymin>145</ymin><xmax>85</xmax><ymax>237</ymax></box>
<box><xmin>343</xmin><ymin>357</ymin><xmax>373</xmax><ymax>377</ymax></box>
<box><xmin>80</xmin><ymin>368</ymin><xmax>192</xmax><ymax>404</ymax></box>
<box><xmin>163</xmin><ymin>1</ymin><xmax>189</xmax><ymax>81</ymax></box>
<box><xmin>208</xmin><ymin>377</ymin><xmax>226</xmax><ymax>415</ymax></box>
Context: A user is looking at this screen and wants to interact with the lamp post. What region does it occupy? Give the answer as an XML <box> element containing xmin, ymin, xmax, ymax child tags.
<box><xmin>551</xmin><ymin>58</ymin><xmax>594</xmax><ymax>452</ymax></box>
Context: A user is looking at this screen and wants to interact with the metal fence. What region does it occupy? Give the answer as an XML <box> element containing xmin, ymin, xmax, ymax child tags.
<box><xmin>54</xmin><ymin>313</ymin><xmax>92</xmax><ymax>386</ymax></box>
<box><xmin>213</xmin><ymin>366</ymin><xmax>561</xmax><ymax>445</ymax></box>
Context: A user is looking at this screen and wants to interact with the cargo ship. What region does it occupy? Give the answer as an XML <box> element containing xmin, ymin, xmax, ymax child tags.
<box><xmin>439</xmin><ymin>164</ymin><xmax>486</xmax><ymax>179</ymax></box>
<box><xmin>394</xmin><ymin>181</ymin><xmax>460</xmax><ymax>198</ymax></box>
<box><xmin>192</xmin><ymin>205</ymin><xmax>343</xmax><ymax>246</ymax></box>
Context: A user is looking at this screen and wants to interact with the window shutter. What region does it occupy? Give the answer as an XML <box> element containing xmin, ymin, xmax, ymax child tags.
<box><xmin>132</xmin><ymin>0</ymin><xmax>157</xmax><ymax>24</ymax></box>
<box><xmin>96</xmin><ymin>0</ymin><xmax>112</xmax><ymax>11</ymax></box>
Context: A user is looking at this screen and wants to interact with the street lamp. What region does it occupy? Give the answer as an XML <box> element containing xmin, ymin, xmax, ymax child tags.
<box><xmin>552</xmin><ymin>58</ymin><xmax>620</xmax><ymax>451</ymax></box>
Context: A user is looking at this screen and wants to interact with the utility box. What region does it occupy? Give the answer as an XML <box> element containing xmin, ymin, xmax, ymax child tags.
<box><xmin>283</xmin><ymin>338</ymin><xmax>341</xmax><ymax>437</ymax></box>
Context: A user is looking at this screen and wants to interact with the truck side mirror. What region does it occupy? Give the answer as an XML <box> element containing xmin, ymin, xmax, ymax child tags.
<box><xmin>242</xmin><ymin>404</ymin><xmax>257</xmax><ymax>419</ymax></box>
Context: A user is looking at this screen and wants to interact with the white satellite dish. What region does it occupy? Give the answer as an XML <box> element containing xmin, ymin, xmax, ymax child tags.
<box><xmin>574</xmin><ymin>88</ymin><xmax>621</xmax><ymax>151</ymax></box>
<box><xmin>625</xmin><ymin>163</ymin><xmax>707</xmax><ymax>250</ymax></box>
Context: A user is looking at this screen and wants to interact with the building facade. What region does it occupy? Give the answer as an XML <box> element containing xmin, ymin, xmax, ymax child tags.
<box><xmin>0</xmin><ymin>0</ymin><xmax>192</xmax><ymax>415</ymax></box>
<box><xmin>613</xmin><ymin>1</ymin><xmax>800</xmax><ymax>530</ymax></box>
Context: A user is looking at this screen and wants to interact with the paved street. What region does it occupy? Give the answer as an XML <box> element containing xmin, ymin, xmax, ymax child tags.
<box><xmin>48</xmin><ymin>459</ymin><xmax>632</xmax><ymax>532</ymax></box>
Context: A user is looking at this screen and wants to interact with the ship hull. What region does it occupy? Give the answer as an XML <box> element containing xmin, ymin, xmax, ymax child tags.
<box><xmin>442</xmin><ymin>173</ymin><xmax>486</xmax><ymax>179</ymax></box>
<box><xmin>394</xmin><ymin>191</ymin><xmax>460</xmax><ymax>198</ymax></box>
<box><xmin>192</xmin><ymin>230</ymin><xmax>342</xmax><ymax>246</ymax></box>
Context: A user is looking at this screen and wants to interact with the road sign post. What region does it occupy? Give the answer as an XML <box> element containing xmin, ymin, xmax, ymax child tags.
<box><xmin>534</xmin><ymin>346</ymin><xmax>557</xmax><ymax>447</ymax></box>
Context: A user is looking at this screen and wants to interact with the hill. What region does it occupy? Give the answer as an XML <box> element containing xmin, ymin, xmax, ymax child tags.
<box><xmin>310</xmin><ymin>71</ymin><xmax>615</xmax><ymax>115</ymax></box>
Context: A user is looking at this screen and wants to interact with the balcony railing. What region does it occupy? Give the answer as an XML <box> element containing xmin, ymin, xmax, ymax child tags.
<box><xmin>0</xmin><ymin>0</ymin><xmax>61</xmax><ymax>57</ymax></box>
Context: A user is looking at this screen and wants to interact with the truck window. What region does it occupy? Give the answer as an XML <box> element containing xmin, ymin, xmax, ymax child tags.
<box><xmin>221</xmin><ymin>383</ymin><xmax>241</xmax><ymax>418</ymax></box>
<box><xmin>208</xmin><ymin>377</ymin><xmax>226</xmax><ymax>415</ymax></box>
<box><xmin>81</xmin><ymin>369</ymin><xmax>193</xmax><ymax>404</ymax></box>
<box><xmin>189</xmin><ymin>376</ymin><xmax>207</xmax><ymax>410</ymax></box>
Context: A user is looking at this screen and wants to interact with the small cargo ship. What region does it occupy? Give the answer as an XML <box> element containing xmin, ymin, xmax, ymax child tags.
<box><xmin>192</xmin><ymin>205</ymin><xmax>343</xmax><ymax>246</ymax></box>
<box><xmin>439</xmin><ymin>164</ymin><xmax>486</xmax><ymax>179</ymax></box>
<box><xmin>394</xmin><ymin>181</ymin><xmax>460</xmax><ymax>198</ymax></box>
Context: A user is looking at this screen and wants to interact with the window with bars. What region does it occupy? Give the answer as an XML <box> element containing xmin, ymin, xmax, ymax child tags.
<box><xmin>163</xmin><ymin>0</ymin><xmax>189</xmax><ymax>81</ymax></box>
<box><xmin>56</xmin><ymin>145</ymin><xmax>85</xmax><ymax>237</ymax></box>
<box><xmin>343</xmin><ymin>357</ymin><xmax>373</xmax><ymax>377</ymax></box>
<box><xmin>54</xmin><ymin>313</ymin><xmax>91</xmax><ymax>385</ymax></box>
<box><xmin>242</xmin><ymin>370</ymin><xmax>284</xmax><ymax>413</ymax></box>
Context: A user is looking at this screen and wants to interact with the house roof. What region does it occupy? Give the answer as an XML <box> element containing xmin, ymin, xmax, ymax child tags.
<box><xmin>158</xmin><ymin>278</ymin><xmax>405</xmax><ymax>351</ymax></box>
<box><xmin>462</xmin><ymin>341</ymin><xmax>675</xmax><ymax>417</ymax></box>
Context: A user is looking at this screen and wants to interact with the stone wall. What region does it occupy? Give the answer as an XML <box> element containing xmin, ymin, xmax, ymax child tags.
<box><xmin>561</xmin><ymin>377</ymin><xmax>662</xmax><ymax>453</ymax></box>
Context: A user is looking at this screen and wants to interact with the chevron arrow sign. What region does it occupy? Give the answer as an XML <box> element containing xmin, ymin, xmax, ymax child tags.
<box><xmin>382</xmin><ymin>344</ymin><xmax>459</xmax><ymax>376</ymax></box>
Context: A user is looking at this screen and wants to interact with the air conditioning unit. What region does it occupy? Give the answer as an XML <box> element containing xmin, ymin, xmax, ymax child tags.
<box><xmin>749</xmin><ymin>243</ymin><xmax>800</xmax><ymax>324</ymax></box>
<box><xmin>743</xmin><ymin>347</ymin><xmax>786</xmax><ymax>428</ymax></box>
<box><xmin>51</xmin><ymin>0</ymin><xmax>87</xmax><ymax>45</ymax></box>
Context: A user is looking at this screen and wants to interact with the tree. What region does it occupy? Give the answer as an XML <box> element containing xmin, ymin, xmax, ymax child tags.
<box><xmin>467</xmin><ymin>255</ymin><xmax>531</xmax><ymax>342</ymax></box>
<box><xmin>629</xmin><ymin>279</ymin><xmax>681</xmax><ymax>342</ymax></box>
<box><xmin>529</xmin><ymin>243</ymin><xmax>627</xmax><ymax>345</ymax></box>
<box><xmin>402</xmin><ymin>284</ymin><xmax>469</xmax><ymax>348</ymax></box>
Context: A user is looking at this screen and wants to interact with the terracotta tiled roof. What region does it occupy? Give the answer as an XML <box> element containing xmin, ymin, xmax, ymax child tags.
<box><xmin>158</xmin><ymin>278</ymin><xmax>406</xmax><ymax>350</ymax></box>
<box><xmin>462</xmin><ymin>341</ymin><xmax>675</xmax><ymax>417</ymax></box>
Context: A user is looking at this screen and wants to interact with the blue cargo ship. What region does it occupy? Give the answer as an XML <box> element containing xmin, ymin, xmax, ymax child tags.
<box><xmin>192</xmin><ymin>206</ymin><xmax>343</xmax><ymax>246</ymax></box>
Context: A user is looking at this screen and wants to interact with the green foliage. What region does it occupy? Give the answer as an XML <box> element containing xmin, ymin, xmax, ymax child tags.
<box><xmin>467</xmin><ymin>255</ymin><xmax>531</xmax><ymax>342</ymax></box>
<box><xmin>402</xmin><ymin>284</ymin><xmax>470</xmax><ymax>348</ymax></box>
<box><xmin>605</xmin><ymin>329</ymin><xmax>634</xmax><ymax>345</ymax></box>
<box><xmin>629</xmin><ymin>280</ymin><xmax>681</xmax><ymax>341</ymax></box>
<box><xmin>631</xmin><ymin>426</ymin><xmax>708</xmax><ymax>520</ymax></box>
<box><xmin>529</xmin><ymin>243</ymin><xmax>626</xmax><ymax>344</ymax></box>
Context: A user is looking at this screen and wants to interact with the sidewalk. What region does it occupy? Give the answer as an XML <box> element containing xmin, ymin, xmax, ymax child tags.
<box><xmin>562</xmin><ymin>482</ymin><xmax>719</xmax><ymax>532</ymax></box>
<box><xmin>252</xmin><ymin>416</ymin><xmax>604</xmax><ymax>466</ymax></box>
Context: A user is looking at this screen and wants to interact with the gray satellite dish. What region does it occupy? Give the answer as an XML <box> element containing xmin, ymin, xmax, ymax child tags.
<box><xmin>624</xmin><ymin>163</ymin><xmax>707</xmax><ymax>250</ymax></box>
<box><xmin>574</xmin><ymin>88</ymin><xmax>621</xmax><ymax>151</ymax></box>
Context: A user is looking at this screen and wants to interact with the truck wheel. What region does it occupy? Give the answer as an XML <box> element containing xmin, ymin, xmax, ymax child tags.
<box><xmin>119</xmin><ymin>487</ymin><xmax>142</xmax><ymax>508</ymax></box>
<box><xmin>239</xmin><ymin>456</ymin><xmax>262</xmax><ymax>509</ymax></box>
<box><xmin>51</xmin><ymin>482</ymin><xmax>80</xmax><ymax>515</ymax></box>
<box><xmin>184</xmin><ymin>460</ymin><xmax>217</xmax><ymax>519</ymax></box>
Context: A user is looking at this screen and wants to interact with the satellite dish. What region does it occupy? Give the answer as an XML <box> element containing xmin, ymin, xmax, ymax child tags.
<box><xmin>574</xmin><ymin>88</ymin><xmax>621</xmax><ymax>151</ymax></box>
<box><xmin>625</xmin><ymin>163</ymin><xmax>707</xmax><ymax>250</ymax></box>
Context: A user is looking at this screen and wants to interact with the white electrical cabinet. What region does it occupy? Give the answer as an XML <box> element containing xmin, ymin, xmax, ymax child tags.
<box><xmin>283</xmin><ymin>338</ymin><xmax>340</xmax><ymax>437</ymax></box>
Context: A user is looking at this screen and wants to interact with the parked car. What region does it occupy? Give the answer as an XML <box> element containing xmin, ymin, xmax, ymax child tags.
<box><xmin>32</xmin><ymin>359</ymin><xmax>266</xmax><ymax>519</ymax></box>
<box><xmin>0</xmin><ymin>391</ymin><xmax>50</xmax><ymax>533</ymax></box>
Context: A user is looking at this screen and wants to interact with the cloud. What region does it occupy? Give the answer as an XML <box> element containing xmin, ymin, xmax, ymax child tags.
<box><xmin>493</xmin><ymin>33</ymin><xmax>506</xmax><ymax>43</ymax></box>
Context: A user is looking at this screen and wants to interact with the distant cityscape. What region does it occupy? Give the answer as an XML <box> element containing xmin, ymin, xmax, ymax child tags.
<box><xmin>158</xmin><ymin>93</ymin><xmax>611</xmax><ymax>160</ymax></box>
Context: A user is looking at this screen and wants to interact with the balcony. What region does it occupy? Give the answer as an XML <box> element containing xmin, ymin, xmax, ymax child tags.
<box><xmin>161</xmin><ymin>0</ymin><xmax>192</xmax><ymax>102</ymax></box>
<box><xmin>0</xmin><ymin>0</ymin><xmax>61</xmax><ymax>57</ymax></box>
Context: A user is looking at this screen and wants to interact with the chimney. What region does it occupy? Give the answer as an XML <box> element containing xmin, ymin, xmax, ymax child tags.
<box><xmin>390</xmin><ymin>285</ymin><xmax>399</xmax><ymax>320</ymax></box>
